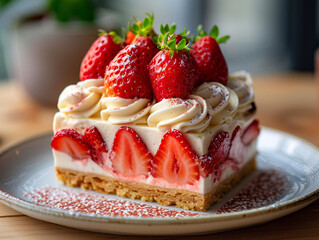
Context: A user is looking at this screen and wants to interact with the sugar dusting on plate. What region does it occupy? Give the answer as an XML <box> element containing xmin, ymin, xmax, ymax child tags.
<box><xmin>217</xmin><ymin>169</ymin><xmax>289</xmax><ymax>213</ymax></box>
<box><xmin>25</xmin><ymin>187</ymin><xmax>199</xmax><ymax>218</ymax></box>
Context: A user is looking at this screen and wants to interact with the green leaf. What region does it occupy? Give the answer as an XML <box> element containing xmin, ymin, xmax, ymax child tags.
<box><xmin>152</xmin><ymin>35</ymin><xmax>159</xmax><ymax>45</ymax></box>
<box><xmin>169</xmin><ymin>24</ymin><xmax>176</xmax><ymax>35</ymax></box>
<box><xmin>160</xmin><ymin>24</ymin><xmax>165</xmax><ymax>34</ymax></box>
<box><xmin>179</xmin><ymin>28</ymin><xmax>187</xmax><ymax>37</ymax></box>
<box><xmin>143</xmin><ymin>17</ymin><xmax>149</xmax><ymax>28</ymax></box>
<box><xmin>164</xmin><ymin>24</ymin><xmax>169</xmax><ymax>33</ymax></box>
<box><xmin>132</xmin><ymin>23</ymin><xmax>139</xmax><ymax>33</ymax></box>
<box><xmin>163</xmin><ymin>32</ymin><xmax>169</xmax><ymax>46</ymax></box>
<box><xmin>169</xmin><ymin>50</ymin><xmax>174</xmax><ymax>58</ymax></box>
<box><xmin>109</xmin><ymin>31</ymin><xmax>123</xmax><ymax>44</ymax></box>
<box><xmin>177</xmin><ymin>38</ymin><xmax>186</xmax><ymax>50</ymax></box>
<box><xmin>158</xmin><ymin>34</ymin><xmax>164</xmax><ymax>44</ymax></box>
<box><xmin>210</xmin><ymin>25</ymin><xmax>219</xmax><ymax>39</ymax></box>
<box><xmin>168</xmin><ymin>39</ymin><xmax>176</xmax><ymax>50</ymax></box>
<box><xmin>98</xmin><ymin>29</ymin><xmax>106</xmax><ymax>37</ymax></box>
<box><xmin>169</xmin><ymin>34</ymin><xmax>176</xmax><ymax>42</ymax></box>
<box><xmin>217</xmin><ymin>35</ymin><xmax>230</xmax><ymax>44</ymax></box>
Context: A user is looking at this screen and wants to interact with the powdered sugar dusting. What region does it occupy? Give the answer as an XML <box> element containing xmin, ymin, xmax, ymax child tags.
<box><xmin>217</xmin><ymin>169</ymin><xmax>289</xmax><ymax>213</ymax></box>
<box><xmin>25</xmin><ymin>187</ymin><xmax>199</xmax><ymax>218</ymax></box>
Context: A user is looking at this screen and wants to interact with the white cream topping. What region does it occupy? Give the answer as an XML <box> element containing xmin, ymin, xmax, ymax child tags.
<box><xmin>192</xmin><ymin>82</ymin><xmax>239</xmax><ymax>125</ymax></box>
<box><xmin>101</xmin><ymin>97</ymin><xmax>154</xmax><ymax>125</ymax></box>
<box><xmin>147</xmin><ymin>95</ymin><xmax>213</xmax><ymax>133</ymax></box>
<box><xmin>227</xmin><ymin>71</ymin><xmax>254</xmax><ymax>115</ymax></box>
<box><xmin>58</xmin><ymin>79</ymin><xmax>104</xmax><ymax>118</ymax></box>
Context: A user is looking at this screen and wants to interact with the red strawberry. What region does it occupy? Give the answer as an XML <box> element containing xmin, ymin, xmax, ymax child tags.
<box><xmin>51</xmin><ymin>129</ymin><xmax>90</xmax><ymax>160</ymax></box>
<box><xmin>196</xmin><ymin>155</ymin><xmax>214</xmax><ymax>178</ymax></box>
<box><xmin>191</xmin><ymin>25</ymin><xmax>230</xmax><ymax>85</ymax></box>
<box><xmin>111</xmin><ymin>127</ymin><xmax>152</xmax><ymax>177</ymax></box>
<box><xmin>197</xmin><ymin>131</ymin><xmax>231</xmax><ymax>177</ymax></box>
<box><xmin>208</xmin><ymin>131</ymin><xmax>231</xmax><ymax>165</ymax></box>
<box><xmin>242</xmin><ymin>120</ymin><xmax>260</xmax><ymax>145</ymax></box>
<box><xmin>229</xmin><ymin>126</ymin><xmax>246</xmax><ymax>163</ymax></box>
<box><xmin>83</xmin><ymin>126</ymin><xmax>108</xmax><ymax>167</ymax></box>
<box><xmin>80</xmin><ymin>32</ymin><xmax>123</xmax><ymax>81</ymax></box>
<box><xmin>104</xmin><ymin>44</ymin><xmax>153</xmax><ymax>99</ymax></box>
<box><xmin>135</xmin><ymin>36</ymin><xmax>159</xmax><ymax>63</ymax></box>
<box><xmin>148</xmin><ymin>29</ymin><xmax>198</xmax><ymax>101</ymax></box>
<box><xmin>152</xmin><ymin>129</ymin><xmax>200</xmax><ymax>185</ymax></box>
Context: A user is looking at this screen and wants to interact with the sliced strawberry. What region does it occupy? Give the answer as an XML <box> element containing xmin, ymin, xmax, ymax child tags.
<box><xmin>111</xmin><ymin>127</ymin><xmax>152</xmax><ymax>177</ymax></box>
<box><xmin>242</xmin><ymin>120</ymin><xmax>260</xmax><ymax>145</ymax></box>
<box><xmin>51</xmin><ymin>129</ymin><xmax>90</xmax><ymax>160</ymax></box>
<box><xmin>197</xmin><ymin>131</ymin><xmax>231</xmax><ymax>177</ymax></box>
<box><xmin>83</xmin><ymin>126</ymin><xmax>108</xmax><ymax>167</ymax></box>
<box><xmin>229</xmin><ymin>126</ymin><xmax>246</xmax><ymax>164</ymax></box>
<box><xmin>104</xmin><ymin>44</ymin><xmax>153</xmax><ymax>99</ymax></box>
<box><xmin>152</xmin><ymin>129</ymin><xmax>200</xmax><ymax>185</ymax></box>
<box><xmin>196</xmin><ymin>155</ymin><xmax>214</xmax><ymax>178</ymax></box>
<box><xmin>208</xmin><ymin>131</ymin><xmax>231</xmax><ymax>165</ymax></box>
<box><xmin>80</xmin><ymin>32</ymin><xmax>123</xmax><ymax>81</ymax></box>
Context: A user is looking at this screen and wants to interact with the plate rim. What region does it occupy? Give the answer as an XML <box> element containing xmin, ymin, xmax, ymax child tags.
<box><xmin>0</xmin><ymin>127</ymin><xmax>319</xmax><ymax>225</ymax></box>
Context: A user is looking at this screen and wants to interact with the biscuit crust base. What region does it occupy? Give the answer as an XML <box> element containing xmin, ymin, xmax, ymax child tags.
<box><xmin>55</xmin><ymin>158</ymin><xmax>256</xmax><ymax>211</ymax></box>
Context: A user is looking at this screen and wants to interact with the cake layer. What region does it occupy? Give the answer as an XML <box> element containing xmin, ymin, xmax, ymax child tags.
<box><xmin>53</xmin><ymin>137</ymin><xmax>257</xmax><ymax>194</ymax></box>
<box><xmin>55</xmin><ymin>157</ymin><xmax>256</xmax><ymax>211</ymax></box>
<box><xmin>54</xmin><ymin>112</ymin><xmax>254</xmax><ymax>156</ymax></box>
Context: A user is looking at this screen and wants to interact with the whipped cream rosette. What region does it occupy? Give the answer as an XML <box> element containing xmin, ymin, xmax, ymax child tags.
<box><xmin>101</xmin><ymin>97</ymin><xmax>154</xmax><ymax>125</ymax></box>
<box><xmin>57</xmin><ymin>79</ymin><xmax>104</xmax><ymax>118</ymax></box>
<box><xmin>193</xmin><ymin>82</ymin><xmax>239</xmax><ymax>125</ymax></box>
<box><xmin>227</xmin><ymin>71</ymin><xmax>254</xmax><ymax>116</ymax></box>
<box><xmin>147</xmin><ymin>95</ymin><xmax>213</xmax><ymax>133</ymax></box>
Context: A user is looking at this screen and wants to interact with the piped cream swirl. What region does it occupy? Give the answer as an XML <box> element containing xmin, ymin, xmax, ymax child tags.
<box><xmin>147</xmin><ymin>95</ymin><xmax>212</xmax><ymax>133</ymax></box>
<box><xmin>101</xmin><ymin>97</ymin><xmax>153</xmax><ymax>124</ymax></box>
<box><xmin>227</xmin><ymin>71</ymin><xmax>254</xmax><ymax>115</ymax></box>
<box><xmin>193</xmin><ymin>82</ymin><xmax>238</xmax><ymax>125</ymax></box>
<box><xmin>57</xmin><ymin>79</ymin><xmax>104</xmax><ymax>118</ymax></box>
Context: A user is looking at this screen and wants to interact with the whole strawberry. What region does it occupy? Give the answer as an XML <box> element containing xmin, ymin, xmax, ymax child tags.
<box><xmin>148</xmin><ymin>25</ymin><xmax>198</xmax><ymax>101</ymax></box>
<box><xmin>80</xmin><ymin>31</ymin><xmax>123</xmax><ymax>81</ymax></box>
<box><xmin>104</xmin><ymin>44</ymin><xmax>152</xmax><ymax>99</ymax></box>
<box><xmin>126</xmin><ymin>13</ymin><xmax>159</xmax><ymax>63</ymax></box>
<box><xmin>191</xmin><ymin>25</ymin><xmax>230</xmax><ymax>85</ymax></box>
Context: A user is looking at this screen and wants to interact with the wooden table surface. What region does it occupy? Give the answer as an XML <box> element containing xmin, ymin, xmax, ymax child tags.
<box><xmin>0</xmin><ymin>73</ymin><xmax>318</xmax><ymax>240</ymax></box>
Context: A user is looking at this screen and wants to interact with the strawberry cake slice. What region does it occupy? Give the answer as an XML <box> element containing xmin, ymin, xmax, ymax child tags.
<box><xmin>51</xmin><ymin>15</ymin><xmax>260</xmax><ymax>211</ymax></box>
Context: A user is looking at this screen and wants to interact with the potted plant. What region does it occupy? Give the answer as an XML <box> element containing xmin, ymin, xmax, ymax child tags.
<box><xmin>1</xmin><ymin>0</ymin><xmax>119</xmax><ymax>105</ymax></box>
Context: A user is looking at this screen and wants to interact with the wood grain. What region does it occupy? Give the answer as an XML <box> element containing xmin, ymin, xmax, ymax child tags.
<box><xmin>0</xmin><ymin>73</ymin><xmax>318</xmax><ymax>239</ymax></box>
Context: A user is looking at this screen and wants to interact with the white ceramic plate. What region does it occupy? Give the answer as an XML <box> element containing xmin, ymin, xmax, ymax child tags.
<box><xmin>0</xmin><ymin>128</ymin><xmax>318</xmax><ymax>235</ymax></box>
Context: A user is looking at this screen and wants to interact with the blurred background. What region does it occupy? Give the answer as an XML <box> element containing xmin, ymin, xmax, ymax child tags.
<box><xmin>0</xmin><ymin>0</ymin><xmax>318</xmax><ymax>105</ymax></box>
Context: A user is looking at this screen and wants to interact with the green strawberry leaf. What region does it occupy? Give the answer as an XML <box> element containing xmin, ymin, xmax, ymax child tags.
<box><xmin>194</xmin><ymin>24</ymin><xmax>229</xmax><ymax>44</ymax></box>
<box><xmin>127</xmin><ymin>13</ymin><xmax>155</xmax><ymax>37</ymax></box>
<box><xmin>177</xmin><ymin>38</ymin><xmax>186</xmax><ymax>50</ymax></box>
<box><xmin>109</xmin><ymin>31</ymin><xmax>123</xmax><ymax>44</ymax></box>
<box><xmin>169</xmin><ymin>24</ymin><xmax>176</xmax><ymax>35</ymax></box>
<box><xmin>217</xmin><ymin>35</ymin><xmax>230</xmax><ymax>44</ymax></box>
<box><xmin>160</xmin><ymin>24</ymin><xmax>165</xmax><ymax>34</ymax></box>
<box><xmin>169</xmin><ymin>49</ymin><xmax>174</xmax><ymax>58</ymax></box>
<box><xmin>209</xmin><ymin>25</ymin><xmax>219</xmax><ymax>39</ymax></box>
